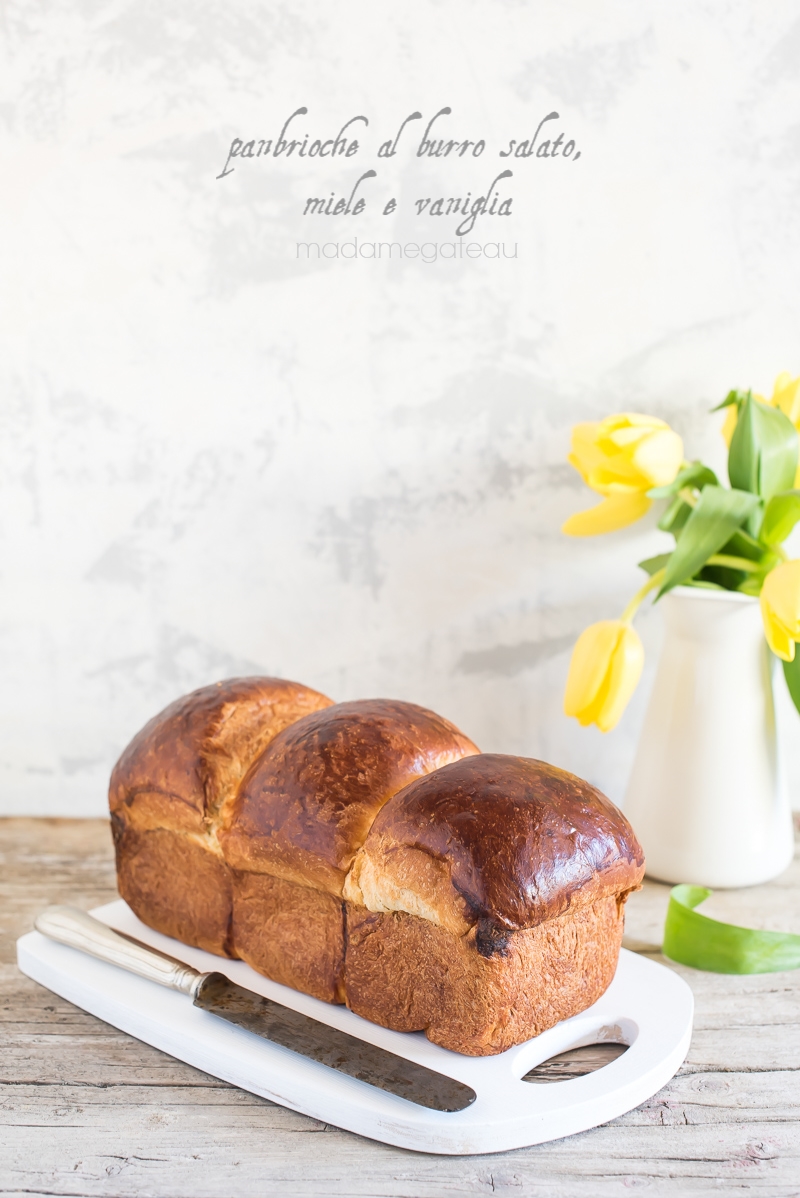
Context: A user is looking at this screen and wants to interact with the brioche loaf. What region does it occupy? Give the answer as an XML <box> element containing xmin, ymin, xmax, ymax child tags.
<box><xmin>110</xmin><ymin>677</ymin><xmax>644</xmax><ymax>1055</ymax></box>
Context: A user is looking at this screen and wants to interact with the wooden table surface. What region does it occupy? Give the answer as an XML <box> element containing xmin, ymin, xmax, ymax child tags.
<box><xmin>2</xmin><ymin>817</ymin><xmax>800</xmax><ymax>1198</ymax></box>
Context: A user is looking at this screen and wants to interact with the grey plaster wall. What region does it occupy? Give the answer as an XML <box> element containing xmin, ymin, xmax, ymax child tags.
<box><xmin>2</xmin><ymin>0</ymin><xmax>799</xmax><ymax>814</ymax></box>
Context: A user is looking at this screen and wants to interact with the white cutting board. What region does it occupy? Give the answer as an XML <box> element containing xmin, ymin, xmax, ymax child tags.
<box><xmin>17</xmin><ymin>899</ymin><xmax>693</xmax><ymax>1155</ymax></box>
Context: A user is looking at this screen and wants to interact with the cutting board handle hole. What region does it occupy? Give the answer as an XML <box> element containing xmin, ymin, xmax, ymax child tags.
<box><xmin>522</xmin><ymin>1042</ymin><xmax>628</xmax><ymax>1084</ymax></box>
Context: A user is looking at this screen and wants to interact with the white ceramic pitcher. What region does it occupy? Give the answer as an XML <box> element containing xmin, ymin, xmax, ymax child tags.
<box><xmin>624</xmin><ymin>585</ymin><xmax>794</xmax><ymax>888</ymax></box>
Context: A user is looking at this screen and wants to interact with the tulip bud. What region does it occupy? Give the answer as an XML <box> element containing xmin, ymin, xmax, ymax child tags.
<box><xmin>564</xmin><ymin>619</ymin><xmax>645</xmax><ymax>732</ymax></box>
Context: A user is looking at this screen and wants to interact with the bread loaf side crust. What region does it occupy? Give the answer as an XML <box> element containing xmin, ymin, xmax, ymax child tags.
<box><xmin>344</xmin><ymin>894</ymin><xmax>625</xmax><ymax>1055</ymax></box>
<box><xmin>231</xmin><ymin>871</ymin><xmax>346</xmax><ymax>1003</ymax></box>
<box><xmin>111</xmin><ymin>824</ymin><xmax>235</xmax><ymax>956</ymax></box>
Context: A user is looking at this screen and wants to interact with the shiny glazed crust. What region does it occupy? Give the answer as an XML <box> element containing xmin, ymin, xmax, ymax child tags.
<box><xmin>109</xmin><ymin>677</ymin><xmax>335</xmax><ymax>838</ymax></box>
<box><xmin>219</xmin><ymin>699</ymin><xmax>480</xmax><ymax>895</ymax></box>
<box><xmin>110</xmin><ymin>682</ymin><xmax>644</xmax><ymax>1055</ymax></box>
<box><xmin>343</xmin><ymin>754</ymin><xmax>645</xmax><ymax>934</ymax></box>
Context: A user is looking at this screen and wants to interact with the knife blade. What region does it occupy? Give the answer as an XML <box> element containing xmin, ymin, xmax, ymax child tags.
<box><xmin>35</xmin><ymin>905</ymin><xmax>476</xmax><ymax>1113</ymax></box>
<box><xmin>194</xmin><ymin>970</ymin><xmax>475</xmax><ymax>1111</ymax></box>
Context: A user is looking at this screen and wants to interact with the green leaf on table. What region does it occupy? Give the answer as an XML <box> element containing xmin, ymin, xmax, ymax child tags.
<box><xmin>783</xmin><ymin>652</ymin><xmax>800</xmax><ymax>718</ymax></box>
<box><xmin>638</xmin><ymin>553</ymin><xmax>672</xmax><ymax>576</ymax></box>
<box><xmin>728</xmin><ymin>392</ymin><xmax>799</xmax><ymax>501</ymax></box>
<box><xmin>761</xmin><ymin>490</ymin><xmax>800</xmax><ymax>546</ymax></box>
<box><xmin>648</xmin><ymin>461</ymin><xmax>719</xmax><ymax>499</ymax></box>
<box><xmin>658</xmin><ymin>485</ymin><xmax>760</xmax><ymax>597</ymax></box>
<box><xmin>663</xmin><ymin>885</ymin><xmax>800</xmax><ymax>974</ymax></box>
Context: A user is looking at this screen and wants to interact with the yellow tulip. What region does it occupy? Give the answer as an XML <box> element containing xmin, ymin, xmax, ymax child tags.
<box><xmin>720</xmin><ymin>402</ymin><xmax>740</xmax><ymax>448</ymax></box>
<box><xmin>771</xmin><ymin>372</ymin><xmax>800</xmax><ymax>427</ymax></box>
<box><xmin>760</xmin><ymin>560</ymin><xmax>800</xmax><ymax>662</ymax></box>
<box><xmin>564</xmin><ymin>619</ymin><xmax>645</xmax><ymax>732</ymax></box>
<box><xmin>563</xmin><ymin>413</ymin><xmax>684</xmax><ymax>536</ymax></box>
<box><xmin>722</xmin><ymin>375</ymin><xmax>800</xmax><ymax>486</ymax></box>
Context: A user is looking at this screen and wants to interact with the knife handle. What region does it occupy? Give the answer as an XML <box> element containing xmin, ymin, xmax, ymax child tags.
<box><xmin>35</xmin><ymin>905</ymin><xmax>204</xmax><ymax>997</ymax></box>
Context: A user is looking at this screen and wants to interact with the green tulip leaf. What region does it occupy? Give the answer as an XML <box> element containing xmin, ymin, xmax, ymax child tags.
<box><xmin>728</xmin><ymin>392</ymin><xmax>799</xmax><ymax>501</ymax></box>
<box><xmin>658</xmin><ymin>485</ymin><xmax>760</xmax><ymax>597</ymax></box>
<box><xmin>700</xmin><ymin>565</ymin><xmax>753</xmax><ymax>593</ymax></box>
<box><xmin>711</xmin><ymin>388</ymin><xmax>749</xmax><ymax>412</ymax></box>
<box><xmin>737</xmin><ymin>574</ymin><xmax>767</xmax><ymax>597</ymax></box>
<box><xmin>638</xmin><ymin>553</ymin><xmax>672</xmax><ymax>576</ymax></box>
<box><xmin>761</xmin><ymin>490</ymin><xmax>800</xmax><ymax>546</ymax></box>
<box><xmin>682</xmin><ymin>579</ymin><xmax>727</xmax><ymax>590</ymax></box>
<box><xmin>727</xmin><ymin>392</ymin><xmax>760</xmax><ymax>494</ymax></box>
<box><xmin>783</xmin><ymin>652</ymin><xmax>800</xmax><ymax>718</ymax></box>
<box><xmin>658</xmin><ymin>495</ymin><xmax>692</xmax><ymax>534</ymax></box>
<box><xmin>663</xmin><ymin>885</ymin><xmax>800</xmax><ymax>974</ymax></box>
<box><xmin>648</xmin><ymin>462</ymin><xmax>719</xmax><ymax>499</ymax></box>
<box><xmin>721</xmin><ymin>526</ymin><xmax>768</xmax><ymax>562</ymax></box>
<box><xmin>700</xmin><ymin>528</ymin><xmax>778</xmax><ymax>594</ymax></box>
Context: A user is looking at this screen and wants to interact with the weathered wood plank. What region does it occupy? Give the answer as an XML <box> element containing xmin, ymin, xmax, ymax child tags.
<box><xmin>3</xmin><ymin>1069</ymin><xmax>800</xmax><ymax>1123</ymax></box>
<box><xmin>2</xmin><ymin>817</ymin><xmax>800</xmax><ymax>1198</ymax></box>
<box><xmin>2</xmin><ymin>1120</ymin><xmax>800</xmax><ymax>1198</ymax></box>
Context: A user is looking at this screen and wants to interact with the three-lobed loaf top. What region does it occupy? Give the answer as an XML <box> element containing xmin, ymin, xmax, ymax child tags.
<box><xmin>110</xmin><ymin>676</ymin><xmax>644</xmax><ymax>1055</ymax></box>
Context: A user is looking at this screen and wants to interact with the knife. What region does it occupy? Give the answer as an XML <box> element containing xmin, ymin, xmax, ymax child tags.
<box><xmin>34</xmin><ymin>905</ymin><xmax>476</xmax><ymax>1113</ymax></box>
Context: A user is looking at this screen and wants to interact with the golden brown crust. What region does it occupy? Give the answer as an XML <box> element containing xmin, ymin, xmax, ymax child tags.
<box><xmin>109</xmin><ymin>677</ymin><xmax>334</xmax><ymax>839</ymax></box>
<box><xmin>219</xmin><ymin>699</ymin><xmax>479</xmax><ymax>896</ymax></box>
<box><xmin>111</xmin><ymin>823</ymin><xmax>235</xmax><ymax>957</ymax></box>
<box><xmin>231</xmin><ymin>872</ymin><xmax>345</xmax><ymax>1004</ymax></box>
<box><xmin>344</xmin><ymin>895</ymin><xmax>625</xmax><ymax>1055</ymax></box>
<box><xmin>110</xmin><ymin>677</ymin><xmax>333</xmax><ymax>956</ymax></box>
<box><xmin>344</xmin><ymin>753</ymin><xmax>644</xmax><ymax>932</ymax></box>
